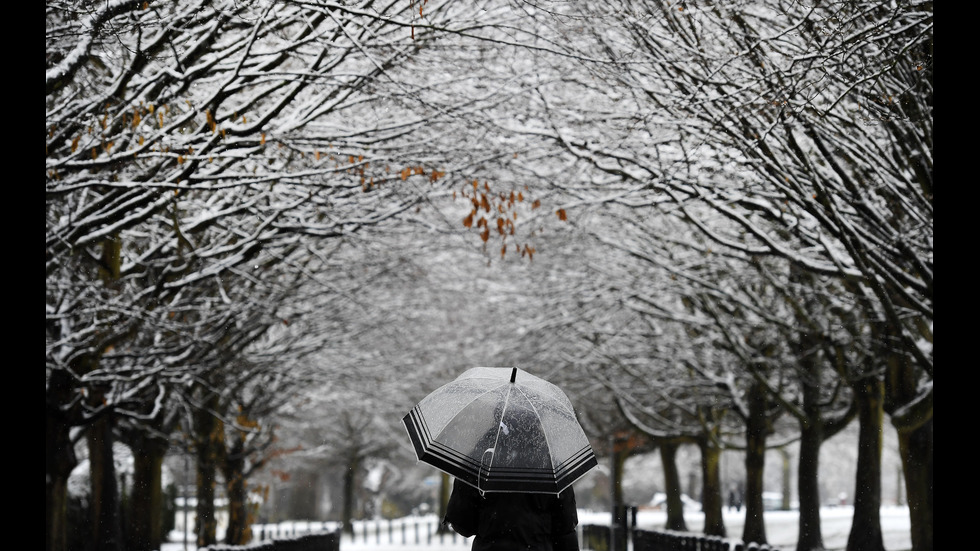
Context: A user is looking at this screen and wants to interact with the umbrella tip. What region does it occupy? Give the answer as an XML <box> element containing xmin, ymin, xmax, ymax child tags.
<box><xmin>510</xmin><ymin>367</ymin><xmax>517</xmax><ymax>383</ymax></box>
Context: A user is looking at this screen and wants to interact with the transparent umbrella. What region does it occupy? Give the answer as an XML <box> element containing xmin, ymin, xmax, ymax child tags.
<box><xmin>402</xmin><ymin>366</ymin><xmax>597</xmax><ymax>495</ymax></box>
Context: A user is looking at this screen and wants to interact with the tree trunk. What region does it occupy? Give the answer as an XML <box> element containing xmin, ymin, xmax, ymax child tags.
<box><xmin>195</xmin><ymin>449</ymin><xmax>219</xmax><ymax>547</ymax></box>
<box><xmin>898</xmin><ymin>418</ymin><xmax>933</xmax><ymax>551</ymax></box>
<box><xmin>884</xmin><ymin>336</ymin><xmax>933</xmax><ymax>551</ymax></box>
<box><xmin>779</xmin><ymin>449</ymin><xmax>791</xmax><ymax>511</ymax></box>
<box><xmin>612</xmin><ymin>444</ymin><xmax>627</xmax><ymax>507</ymax></box>
<box><xmin>342</xmin><ymin>453</ymin><xmax>359</xmax><ymax>536</ymax></box>
<box><xmin>697</xmin><ymin>437</ymin><xmax>725</xmax><ymax>537</ymax></box>
<box><xmin>46</xmin><ymin>370</ymin><xmax>78</xmax><ymax>551</ymax></box>
<box><xmin>659</xmin><ymin>441</ymin><xmax>687</xmax><ymax>532</ymax></box>
<box><xmin>796</xmin><ymin>415</ymin><xmax>824</xmax><ymax>551</ymax></box>
<box><xmin>223</xmin><ymin>442</ymin><xmax>251</xmax><ymax>545</ymax></box>
<box><xmin>46</xmin><ymin>465</ymin><xmax>72</xmax><ymax>551</ymax></box>
<box><xmin>88</xmin><ymin>409</ymin><xmax>124</xmax><ymax>551</ymax></box>
<box><xmin>742</xmin><ymin>382</ymin><xmax>768</xmax><ymax>545</ymax></box>
<box><xmin>89</xmin><ymin>239</ymin><xmax>125</xmax><ymax>551</ymax></box>
<box><xmin>795</xmin><ymin>343</ymin><xmax>826</xmax><ymax>551</ymax></box>
<box><xmin>845</xmin><ymin>376</ymin><xmax>885</xmax><ymax>551</ymax></box>
<box><xmin>128</xmin><ymin>436</ymin><xmax>167</xmax><ymax>551</ymax></box>
<box><xmin>194</xmin><ymin>404</ymin><xmax>223</xmax><ymax>548</ymax></box>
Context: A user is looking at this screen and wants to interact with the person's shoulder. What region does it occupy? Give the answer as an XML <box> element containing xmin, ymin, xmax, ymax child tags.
<box><xmin>452</xmin><ymin>479</ymin><xmax>480</xmax><ymax>493</ymax></box>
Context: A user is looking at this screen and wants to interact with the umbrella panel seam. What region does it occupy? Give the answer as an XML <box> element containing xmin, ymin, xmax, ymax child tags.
<box><xmin>512</xmin><ymin>384</ymin><xmax>557</xmax><ymax>476</ymax></box>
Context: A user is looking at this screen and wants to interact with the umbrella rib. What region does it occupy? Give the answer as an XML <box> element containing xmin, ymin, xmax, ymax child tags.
<box><xmin>513</xmin><ymin>385</ymin><xmax>556</xmax><ymax>475</ymax></box>
<box><xmin>484</xmin><ymin>382</ymin><xmax>514</xmax><ymax>486</ymax></box>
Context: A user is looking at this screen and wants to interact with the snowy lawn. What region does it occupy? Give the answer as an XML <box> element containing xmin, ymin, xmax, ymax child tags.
<box><xmin>161</xmin><ymin>505</ymin><xmax>911</xmax><ymax>551</ymax></box>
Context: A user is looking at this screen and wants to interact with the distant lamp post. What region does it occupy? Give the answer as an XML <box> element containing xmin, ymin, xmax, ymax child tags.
<box><xmin>184</xmin><ymin>454</ymin><xmax>189</xmax><ymax>551</ymax></box>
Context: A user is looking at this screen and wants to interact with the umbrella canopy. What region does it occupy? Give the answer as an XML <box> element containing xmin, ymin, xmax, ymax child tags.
<box><xmin>403</xmin><ymin>366</ymin><xmax>598</xmax><ymax>495</ymax></box>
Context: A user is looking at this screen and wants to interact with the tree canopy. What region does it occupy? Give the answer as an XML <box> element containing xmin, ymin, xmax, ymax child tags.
<box><xmin>46</xmin><ymin>1</ymin><xmax>931</xmax><ymax>551</ymax></box>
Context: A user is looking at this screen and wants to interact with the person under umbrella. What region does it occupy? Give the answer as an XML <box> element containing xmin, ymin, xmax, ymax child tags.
<box><xmin>443</xmin><ymin>405</ymin><xmax>580</xmax><ymax>551</ymax></box>
<box><xmin>403</xmin><ymin>366</ymin><xmax>595</xmax><ymax>551</ymax></box>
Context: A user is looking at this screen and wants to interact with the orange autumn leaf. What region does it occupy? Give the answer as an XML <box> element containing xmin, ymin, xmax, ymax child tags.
<box><xmin>531</xmin><ymin>199</ymin><xmax>541</xmax><ymax>209</ymax></box>
<box><xmin>480</xmin><ymin>228</ymin><xmax>490</xmax><ymax>242</ymax></box>
<box><xmin>463</xmin><ymin>212</ymin><xmax>474</xmax><ymax>228</ymax></box>
<box><xmin>521</xmin><ymin>245</ymin><xmax>535</xmax><ymax>261</ymax></box>
<box><xmin>556</xmin><ymin>208</ymin><xmax>567</xmax><ymax>221</ymax></box>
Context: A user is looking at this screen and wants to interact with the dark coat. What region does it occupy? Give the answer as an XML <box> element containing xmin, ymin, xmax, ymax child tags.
<box><xmin>444</xmin><ymin>479</ymin><xmax>580</xmax><ymax>551</ymax></box>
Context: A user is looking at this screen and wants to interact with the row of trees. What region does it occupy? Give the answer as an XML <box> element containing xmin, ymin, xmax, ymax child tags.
<box><xmin>46</xmin><ymin>1</ymin><xmax>931</xmax><ymax>551</ymax></box>
<box><xmin>46</xmin><ymin>0</ymin><xmax>480</xmax><ymax>548</ymax></box>
<box><xmin>558</xmin><ymin>1</ymin><xmax>932</xmax><ymax>549</ymax></box>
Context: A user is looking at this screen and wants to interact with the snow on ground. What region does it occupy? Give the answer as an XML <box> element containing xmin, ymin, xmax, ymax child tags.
<box><xmin>160</xmin><ymin>505</ymin><xmax>912</xmax><ymax>551</ymax></box>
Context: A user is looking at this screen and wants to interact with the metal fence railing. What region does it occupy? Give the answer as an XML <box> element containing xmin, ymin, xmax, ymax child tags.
<box><xmin>200</xmin><ymin>531</ymin><xmax>340</xmax><ymax>551</ymax></box>
<box><xmin>250</xmin><ymin>516</ymin><xmax>473</xmax><ymax>547</ymax></box>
